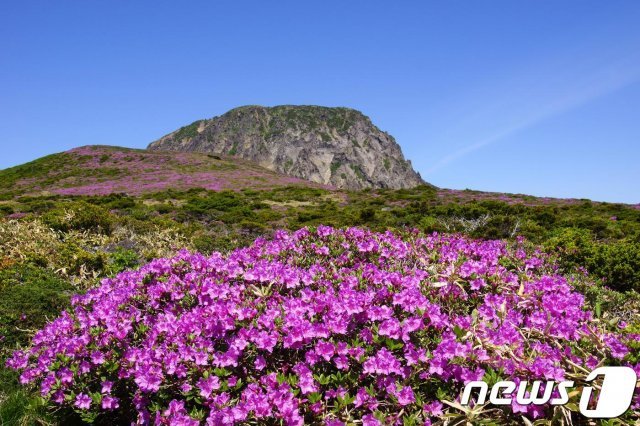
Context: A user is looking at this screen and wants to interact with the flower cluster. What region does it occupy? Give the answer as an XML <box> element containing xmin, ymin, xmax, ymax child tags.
<box><xmin>7</xmin><ymin>227</ymin><xmax>640</xmax><ymax>424</ymax></box>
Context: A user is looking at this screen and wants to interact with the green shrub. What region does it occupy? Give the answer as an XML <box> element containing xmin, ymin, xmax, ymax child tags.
<box><xmin>0</xmin><ymin>264</ymin><xmax>73</xmax><ymax>349</ymax></box>
<box><xmin>41</xmin><ymin>202</ymin><xmax>114</xmax><ymax>234</ymax></box>
<box><xmin>419</xmin><ymin>216</ymin><xmax>441</xmax><ymax>233</ymax></box>
<box><xmin>154</xmin><ymin>203</ymin><xmax>173</xmax><ymax>214</ymax></box>
<box><xmin>219</xmin><ymin>206</ymin><xmax>256</xmax><ymax>223</ymax></box>
<box><xmin>589</xmin><ymin>242</ymin><xmax>640</xmax><ymax>292</ymax></box>
<box><xmin>546</xmin><ymin>228</ymin><xmax>640</xmax><ymax>292</ymax></box>
<box><xmin>104</xmin><ymin>196</ymin><xmax>137</xmax><ymax>210</ymax></box>
<box><xmin>0</xmin><ymin>205</ymin><xmax>14</xmax><ymax>215</ymax></box>
<box><xmin>191</xmin><ymin>233</ymin><xmax>218</xmax><ymax>255</ymax></box>
<box><xmin>184</xmin><ymin>191</ymin><xmax>242</xmax><ymax>214</ymax></box>
<box><xmin>107</xmin><ymin>248</ymin><xmax>139</xmax><ymax>276</ymax></box>
<box><xmin>358</xmin><ymin>208</ymin><xmax>376</xmax><ymax>223</ymax></box>
<box><xmin>192</xmin><ymin>232</ymin><xmax>245</xmax><ymax>254</ymax></box>
<box><xmin>238</xmin><ymin>220</ymin><xmax>267</xmax><ymax>233</ymax></box>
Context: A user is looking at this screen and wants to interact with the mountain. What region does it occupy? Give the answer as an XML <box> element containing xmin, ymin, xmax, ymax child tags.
<box><xmin>148</xmin><ymin>105</ymin><xmax>426</xmax><ymax>190</ymax></box>
<box><xmin>0</xmin><ymin>145</ymin><xmax>324</xmax><ymax>197</ymax></box>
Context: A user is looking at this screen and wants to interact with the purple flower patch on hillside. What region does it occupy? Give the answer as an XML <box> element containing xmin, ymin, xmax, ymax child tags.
<box><xmin>436</xmin><ymin>188</ymin><xmax>591</xmax><ymax>207</ymax></box>
<box><xmin>12</xmin><ymin>146</ymin><xmax>329</xmax><ymax>196</ymax></box>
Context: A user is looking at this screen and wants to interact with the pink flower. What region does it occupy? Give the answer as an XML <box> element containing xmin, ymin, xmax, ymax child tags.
<box><xmin>363</xmin><ymin>348</ymin><xmax>403</xmax><ymax>376</ymax></box>
<box><xmin>378</xmin><ymin>318</ymin><xmax>401</xmax><ymax>339</ymax></box>
<box><xmin>255</xmin><ymin>356</ymin><xmax>267</xmax><ymax>370</ymax></box>
<box><xmin>6</xmin><ymin>227</ymin><xmax>636</xmax><ymax>423</ymax></box>
<box><xmin>91</xmin><ymin>351</ymin><xmax>105</xmax><ymax>365</ymax></box>
<box><xmin>470</xmin><ymin>278</ymin><xmax>486</xmax><ymax>290</ymax></box>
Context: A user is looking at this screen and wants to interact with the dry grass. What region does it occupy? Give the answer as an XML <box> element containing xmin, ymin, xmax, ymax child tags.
<box><xmin>0</xmin><ymin>218</ymin><xmax>192</xmax><ymax>288</ymax></box>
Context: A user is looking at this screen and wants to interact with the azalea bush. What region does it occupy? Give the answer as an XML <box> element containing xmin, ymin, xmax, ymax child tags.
<box><xmin>7</xmin><ymin>227</ymin><xmax>640</xmax><ymax>424</ymax></box>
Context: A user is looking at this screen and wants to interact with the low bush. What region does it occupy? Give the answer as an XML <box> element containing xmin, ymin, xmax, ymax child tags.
<box><xmin>590</xmin><ymin>241</ymin><xmax>640</xmax><ymax>292</ymax></box>
<box><xmin>106</xmin><ymin>248</ymin><xmax>139</xmax><ymax>276</ymax></box>
<box><xmin>0</xmin><ymin>264</ymin><xmax>73</xmax><ymax>348</ymax></box>
<box><xmin>546</xmin><ymin>228</ymin><xmax>640</xmax><ymax>292</ymax></box>
<box><xmin>42</xmin><ymin>202</ymin><xmax>114</xmax><ymax>234</ymax></box>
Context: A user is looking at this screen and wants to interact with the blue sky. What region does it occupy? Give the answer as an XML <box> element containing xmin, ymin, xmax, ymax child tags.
<box><xmin>1</xmin><ymin>1</ymin><xmax>639</xmax><ymax>203</ymax></box>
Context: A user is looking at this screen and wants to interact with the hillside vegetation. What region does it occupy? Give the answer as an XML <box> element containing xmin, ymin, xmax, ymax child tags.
<box><xmin>0</xmin><ymin>145</ymin><xmax>322</xmax><ymax>198</ymax></box>
<box><xmin>1</xmin><ymin>149</ymin><xmax>640</xmax><ymax>424</ymax></box>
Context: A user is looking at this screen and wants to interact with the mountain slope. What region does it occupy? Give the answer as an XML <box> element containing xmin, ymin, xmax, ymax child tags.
<box><xmin>0</xmin><ymin>145</ymin><xmax>324</xmax><ymax>197</ymax></box>
<box><xmin>148</xmin><ymin>105</ymin><xmax>425</xmax><ymax>190</ymax></box>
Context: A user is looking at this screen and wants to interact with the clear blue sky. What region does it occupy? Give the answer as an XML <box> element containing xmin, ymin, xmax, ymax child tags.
<box><xmin>1</xmin><ymin>1</ymin><xmax>639</xmax><ymax>203</ymax></box>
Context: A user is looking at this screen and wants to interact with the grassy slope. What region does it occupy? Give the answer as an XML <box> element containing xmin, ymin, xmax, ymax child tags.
<box><xmin>0</xmin><ymin>145</ymin><xmax>325</xmax><ymax>199</ymax></box>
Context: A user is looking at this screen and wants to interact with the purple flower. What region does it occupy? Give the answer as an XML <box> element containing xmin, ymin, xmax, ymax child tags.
<box><xmin>74</xmin><ymin>393</ymin><xmax>92</xmax><ymax>410</ymax></box>
<box><xmin>5</xmin><ymin>226</ymin><xmax>636</xmax><ymax>423</ymax></box>
<box><xmin>395</xmin><ymin>386</ymin><xmax>415</xmax><ymax>406</ymax></box>
<box><xmin>293</xmin><ymin>363</ymin><xmax>318</xmax><ymax>394</ymax></box>
<box><xmin>378</xmin><ymin>318</ymin><xmax>401</xmax><ymax>339</ymax></box>
<box><xmin>197</xmin><ymin>375</ymin><xmax>221</xmax><ymax>398</ymax></box>
<box><xmin>315</xmin><ymin>340</ymin><xmax>335</xmax><ymax>361</ymax></box>
<box><xmin>102</xmin><ymin>395</ymin><xmax>119</xmax><ymax>410</ymax></box>
<box><xmin>255</xmin><ymin>356</ymin><xmax>267</xmax><ymax>370</ymax></box>
<box><xmin>101</xmin><ymin>380</ymin><xmax>113</xmax><ymax>394</ymax></box>
<box><xmin>363</xmin><ymin>348</ymin><xmax>403</xmax><ymax>376</ymax></box>
<box><xmin>470</xmin><ymin>278</ymin><xmax>486</xmax><ymax>290</ymax></box>
<box><xmin>91</xmin><ymin>351</ymin><xmax>105</xmax><ymax>365</ymax></box>
<box><xmin>58</xmin><ymin>368</ymin><xmax>73</xmax><ymax>385</ymax></box>
<box><xmin>423</xmin><ymin>400</ymin><xmax>443</xmax><ymax>416</ymax></box>
<box><xmin>362</xmin><ymin>414</ymin><xmax>382</xmax><ymax>426</ymax></box>
<box><xmin>605</xmin><ymin>335</ymin><xmax>629</xmax><ymax>359</ymax></box>
<box><xmin>134</xmin><ymin>368</ymin><xmax>163</xmax><ymax>392</ymax></box>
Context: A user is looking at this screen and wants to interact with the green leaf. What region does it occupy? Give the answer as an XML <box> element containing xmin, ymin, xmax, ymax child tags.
<box><xmin>308</xmin><ymin>392</ymin><xmax>322</xmax><ymax>403</ymax></box>
<box><xmin>453</xmin><ymin>325</ymin><xmax>465</xmax><ymax>339</ymax></box>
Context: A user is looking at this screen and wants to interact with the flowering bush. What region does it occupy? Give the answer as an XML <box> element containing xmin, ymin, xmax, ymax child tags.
<box><xmin>7</xmin><ymin>227</ymin><xmax>640</xmax><ymax>424</ymax></box>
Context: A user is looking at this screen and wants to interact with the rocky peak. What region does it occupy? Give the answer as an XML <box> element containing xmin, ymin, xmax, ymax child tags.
<box><xmin>148</xmin><ymin>105</ymin><xmax>426</xmax><ymax>190</ymax></box>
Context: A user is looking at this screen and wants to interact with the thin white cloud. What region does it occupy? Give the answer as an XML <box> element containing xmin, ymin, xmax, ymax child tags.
<box><xmin>425</xmin><ymin>56</ymin><xmax>640</xmax><ymax>175</ymax></box>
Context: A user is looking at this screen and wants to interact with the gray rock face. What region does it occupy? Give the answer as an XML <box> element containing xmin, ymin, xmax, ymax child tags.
<box><xmin>148</xmin><ymin>105</ymin><xmax>426</xmax><ymax>190</ymax></box>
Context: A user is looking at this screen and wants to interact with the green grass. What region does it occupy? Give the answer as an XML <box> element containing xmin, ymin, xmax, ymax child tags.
<box><xmin>0</xmin><ymin>153</ymin><xmax>75</xmax><ymax>192</ymax></box>
<box><xmin>0</xmin><ymin>386</ymin><xmax>56</xmax><ymax>426</ymax></box>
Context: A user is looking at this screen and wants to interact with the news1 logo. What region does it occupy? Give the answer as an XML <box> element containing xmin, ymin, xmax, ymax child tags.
<box><xmin>461</xmin><ymin>366</ymin><xmax>638</xmax><ymax>418</ymax></box>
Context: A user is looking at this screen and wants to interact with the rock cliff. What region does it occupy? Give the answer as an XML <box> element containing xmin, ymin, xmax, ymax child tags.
<box><xmin>148</xmin><ymin>105</ymin><xmax>425</xmax><ymax>190</ymax></box>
